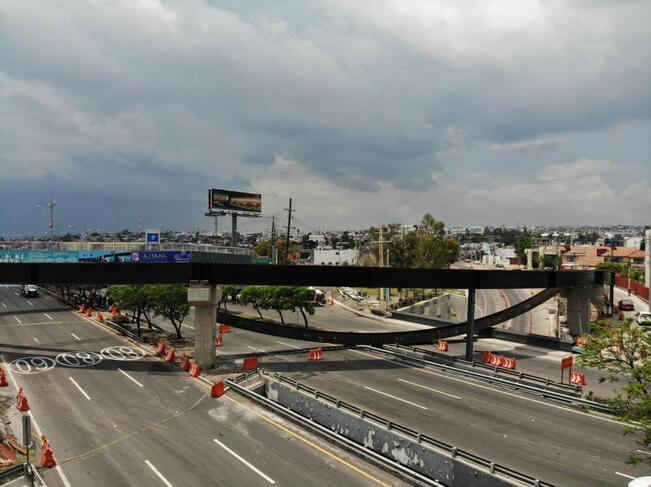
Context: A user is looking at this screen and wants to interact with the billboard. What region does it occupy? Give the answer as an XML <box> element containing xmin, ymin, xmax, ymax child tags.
<box><xmin>209</xmin><ymin>188</ymin><xmax>261</xmax><ymax>213</ymax></box>
<box><xmin>131</xmin><ymin>251</ymin><xmax>191</xmax><ymax>263</ymax></box>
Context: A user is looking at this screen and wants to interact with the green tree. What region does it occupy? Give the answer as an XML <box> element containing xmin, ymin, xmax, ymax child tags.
<box><xmin>577</xmin><ymin>320</ymin><xmax>650</xmax><ymax>465</ymax></box>
<box><xmin>239</xmin><ymin>286</ymin><xmax>267</xmax><ymax>319</ymax></box>
<box><xmin>264</xmin><ymin>286</ymin><xmax>293</xmax><ymax>324</ymax></box>
<box><xmin>150</xmin><ymin>285</ymin><xmax>190</xmax><ymax>339</ymax></box>
<box><xmin>106</xmin><ymin>285</ymin><xmax>155</xmax><ymax>337</ymax></box>
<box><xmin>288</xmin><ymin>286</ymin><xmax>316</xmax><ymax>327</ymax></box>
<box><xmin>515</xmin><ymin>237</ymin><xmax>533</xmax><ymax>265</ymax></box>
<box><xmin>254</xmin><ymin>238</ymin><xmax>299</xmax><ymax>264</ymax></box>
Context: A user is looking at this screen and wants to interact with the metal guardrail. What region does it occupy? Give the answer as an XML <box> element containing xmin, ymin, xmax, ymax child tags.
<box><xmin>254</xmin><ymin>370</ymin><xmax>555</xmax><ymax>487</ymax></box>
<box><xmin>360</xmin><ymin>346</ymin><xmax>612</xmax><ymax>413</ymax></box>
<box><xmin>388</xmin><ymin>343</ymin><xmax>581</xmax><ymax>395</ymax></box>
<box><xmin>226</xmin><ymin>373</ymin><xmax>445</xmax><ymax>487</ymax></box>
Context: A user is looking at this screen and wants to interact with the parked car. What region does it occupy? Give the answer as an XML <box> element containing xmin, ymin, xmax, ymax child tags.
<box><xmin>636</xmin><ymin>311</ymin><xmax>651</xmax><ymax>326</ymax></box>
<box><xmin>618</xmin><ymin>299</ymin><xmax>635</xmax><ymax>311</ymax></box>
<box><xmin>20</xmin><ymin>285</ymin><xmax>39</xmax><ymax>298</ymax></box>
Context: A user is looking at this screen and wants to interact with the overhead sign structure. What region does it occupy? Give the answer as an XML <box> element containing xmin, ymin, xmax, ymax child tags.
<box><xmin>209</xmin><ymin>189</ymin><xmax>262</xmax><ymax>214</ymax></box>
<box><xmin>145</xmin><ymin>230</ymin><xmax>160</xmax><ymax>245</ymax></box>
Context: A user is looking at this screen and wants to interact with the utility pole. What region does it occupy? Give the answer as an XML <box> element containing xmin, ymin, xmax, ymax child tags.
<box><xmin>271</xmin><ymin>216</ymin><xmax>277</xmax><ymax>264</ymax></box>
<box><xmin>379</xmin><ymin>227</ymin><xmax>384</xmax><ymax>308</ymax></box>
<box><xmin>37</xmin><ymin>200</ymin><xmax>56</xmax><ymax>241</ymax></box>
<box><xmin>284</xmin><ymin>198</ymin><xmax>293</xmax><ymax>261</ymax></box>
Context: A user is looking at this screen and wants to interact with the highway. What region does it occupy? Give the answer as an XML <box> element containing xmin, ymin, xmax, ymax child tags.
<box><xmin>211</xmin><ymin>328</ymin><xmax>646</xmax><ymax>486</ymax></box>
<box><xmin>0</xmin><ymin>285</ymin><xmax>405</xmax><ymax>487</ymax></box>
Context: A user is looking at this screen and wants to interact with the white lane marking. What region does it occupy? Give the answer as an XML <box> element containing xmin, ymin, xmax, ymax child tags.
<box><xmin>69</xmin><ymin>377</ymin><xmax>91</xmax><ymax>400</ymax></box>
<box><xmin>145</xmin><ymin>460</ymin><xmax>174</xmax><ymax>487</ymax></box>
<box><xmin>14</xmin><ymin>292</ymin><xmax>18</xmax><ymax>296</ymax></box>
<box><xmin>14</xmin><ymin>316</ymin><xmax>21</xmax><ymax>324</ymax></box>
<box><xmin>1</xmin><ymin>302</ymin><xmax>7</xmax><ymax>309</ymax></box>
<box><xmin>277</xmin><ymin>341</ymin><xmax>302</xmax><ymax>349</ymax></box>
<box><xmin>118</xmin><ymin>368</ymin><xmax>144</xmax><ymax>388</ymax></box>
<box><xmin>615</xmin><ymin>472</ymin><xmax>636</xmax><ymax>480</ymax></box>
<box><xmin>26</xmin><ymin>300</ymin><xmax>33</xmax><ymax>306</ymax></box>
<box><xmin>636</xmin><ymin>449</ymin><xmax>651</xmax><ymax>455</ymax></box>
<box><xmin>247</xmin><ymin>345</ymin><xmax>270</xmax><ymax>355</ymax></box>
<box><xmin>349</xmin><ymin>349</ymin><xmax>630</xmax><ymax>426</ymax></box>
<box><xmin>398</xmin><ymin>378</ymin><xmax>461</xmax><ymax>400</ymax></box>
<box><xmin>33</xmin><ymin>338</ymin><xmax>39</xmax><ymax>343</ymax></box>
<box><xmin>213</xmin><ymin>439</ymin><xmax>276</xmax><ymax>484</ymax></box>
<box><xmin>44</xmin><ymin>313</ymin><xmax>53</xmax><ymax>320</ymax></box>
<box><xmin>70</xmin><ymin>333</ymin><xmax>81</xmax><ymax>341</ymax></box>
<box><xmin>363</xmin><ymin>385</ymin><xmax>428</xmax><ymax>410</ymax></box>
<box><xmin>0</xmin><ymin>354</ymin><xmax>72</xmax><ymax>487</ymax></box>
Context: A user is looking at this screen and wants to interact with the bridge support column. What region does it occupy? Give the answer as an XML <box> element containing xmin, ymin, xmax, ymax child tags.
<box><xmin>561</xmin><ymin>285</ymin><xmax>601</xmax><ymax>337</ymax></box>
<box><xmin>465</xmin><ymin>288</ymin><xmax>476</xmax><ymax>361</ymax></box>
<box><xmin>188</xmin><ymin>281</ymin><xmax>221</xmax><ymax>369</ymax></box>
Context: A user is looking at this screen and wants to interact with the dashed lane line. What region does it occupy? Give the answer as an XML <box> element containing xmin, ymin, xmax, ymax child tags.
<box><xmin>118</xmin><ymin>368</ymin><xmax>144</xmax><ymax>388</ymax></box>
<box><xmin>26</xmin><ymin>301</ymin><xmax>33</xmax><ymax>307</ymax></box>
<box><xmin>213</xmin><ymin>438</ymin><xmax>276</xmax><ymax>484</ymax></box>
<box><xmin>70</xmin><ymin>333</ymin><xmax>81</xmax><ymax>341</ymax></box>
<box><xmin>14</xmin><ymin>316</ymin><xmax>21</xmax><ymax>324</ymax></box>
<box><xmin>398</xmin><ymin>378</ymin><xmax>461</xmax><ymax>400</ymax></box>
<box><xmin>363</xmin><ymin>385</ymin><xmax>428</xmax><ymax>410</ymax></box>
<box><xmin>69</xmin><ymin>377</ymin><xmax>91</xmax><ymax>400</ymax></box>
<box><xmin>44</xmin><ymin>313</ymin><xmax>53</xmax><ymax>320</ymax></box>
<box><xmin>145</xmin><ymin>460</ymin><xmax>175</xmax><ymax>487</ymax></box>
<box><xmin>277</xmin><ymin>341</ymin><xmax>302</xmax><ymax>349</ymax></box>
<box><xmin>1</xmin><ymin>302</ymin><xmax>7</xmax><ymax>309</ymax></box>
<box><xmin>33</xmin><ymin>338</ymin><xmax>39</xmax><ymax>343</ymax></box>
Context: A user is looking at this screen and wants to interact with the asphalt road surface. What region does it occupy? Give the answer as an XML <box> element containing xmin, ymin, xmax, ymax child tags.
<box><xmin>207</xmin><ymin>329</ymin><xmax>646</xmax><ymax>486</ymax></box>
<box><xmin>0</xmin><ymin>285</ymin><xmax>406</xmax><ymax>487</ymax></box>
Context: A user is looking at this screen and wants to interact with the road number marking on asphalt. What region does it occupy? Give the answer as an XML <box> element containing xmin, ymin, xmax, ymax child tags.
<box><xmin>398</xmin><ymin>378</ymin><xmax>462</xmax><ymax>400</ymax></box>
<box><xmin>14</xmin><ymin>316</ymin><xmax>21</xmax><ymax>324</ymax></box>
<box><xmin>101</xmin><ymin>346</ymin><xmax>145</xmax><ymax>361</ymax></box>
<box><xmin>213</xmin><ymin>439</ymin><xmax>276</xmax><ymax>484</ymax></box>
<box><xmin>69</xmin><ymin>377</ymin><xmax>91</xmax><ymax>400</ymax></box>
<box><xmin>145</xmin><ymin>460</ymin><xmax>174</xmax><ymax>487</ymax></box>
<box><xmin>56</xmin><ymin>351</ymin><xmax>102</xmax><ymax>368</ymax></box>
<box><xmin>44</xmin><ymin>313</ymin><xmax>53</xmax><ymax>320</ymax></box>
<box><xmin>9</xmin><ymin>356</ymin><xmax>56</xmax><ymax>374</ymax></box>
<box><xmin>363</xmin><ymin>385</ymin><xmax>428</xmax><ymax>410</ymax></box>
<box><xmin>118</xmin><ymin>368</ymin><xmax>144</xmax><ymax>388</ymax></box>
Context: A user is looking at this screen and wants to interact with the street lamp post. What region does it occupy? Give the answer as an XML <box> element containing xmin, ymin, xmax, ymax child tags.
<box><xmin>37</xmin><ymin>200</ymin><xmax>56</xmax><ymax>241</ymax></box>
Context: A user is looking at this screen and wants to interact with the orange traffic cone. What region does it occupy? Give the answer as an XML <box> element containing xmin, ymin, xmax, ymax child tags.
<box><xmin>619</xmin><ymin>311</ymin><xmax>624</xmax><ymax>321</ymax></box>
<box><xmin>16</xmin><ymin>388</ymin><xmax>29</xmax><ymax>412</ymax></box>
<box><xmin>79</xmin><ymin>305</ymin><xmax>85</xmax><ymax>313</ymax></box>
<box><xmin>85</xmin><ymin>308</ymin><xmax>92</xmax><ymax>317</ymax></box>
<box><xmin>97</xmin><ymin>312</ymin><xmax>104</xmax><ymax>323</ymax></box>
<box><xmin>164</xmin><ymin>348</ymin><xmax>175</xmax><ymax>363</ymax></box>
<box><xmin>179</xmin><ymin>354</ymin><xmax>190</xmax><ymax>371</ymax></box>
<box><xmin>40</xmin><ymin>436</ymin><xmax>56</xmax><ymax>468</ymax></box>
<box><xmin>0</xmin><ymin>368</ymin><xmax>8</xmax><ymax>387</ymax></box>
<box><xmin>216</xmin><ymin>334</ymin><xmax>223</xmax><ymax>347</ymax></box>
<box><xmin>155</xmin><ymin>340</ymin><xmax>166</xmax><ymax>355</ymax></box>
<box><xmin>188</xmin><ymin>361</ymin><xmax>201</xmax><ymax>378</ymax></box>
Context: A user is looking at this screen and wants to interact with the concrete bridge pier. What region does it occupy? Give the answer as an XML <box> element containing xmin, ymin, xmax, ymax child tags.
<box><xmin>188</xmin><ymin>281</ymin><xmax>221</xmax><ymax>369</ymax></box>
<box><xmin>561</xmin><ymin>285</ymin><xmax>602</xmax><ymax>336</ymax></box>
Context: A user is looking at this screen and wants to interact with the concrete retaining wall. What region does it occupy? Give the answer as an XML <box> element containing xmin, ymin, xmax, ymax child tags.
<box><xmin>265</xmin><ymin>378</ymin><xmax>513</xmax><ymax>487</ymax></box>
<box><xmin>397</xmin><ymin>294</ymin><xmax>452</xmax><ymax>319</ymax></box>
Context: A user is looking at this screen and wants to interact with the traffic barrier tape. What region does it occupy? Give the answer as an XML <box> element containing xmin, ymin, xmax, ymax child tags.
<box><xmin>211</xmin><ymin>381</ymin><xmax>225</xmax><ymax>398</ymax></box>
<box><xmin>219</xmin><ymin>324</ymin><xmax>230</xmax><ymax>333</ymax></box>
<box><xmin>16</xmin><ymin>388</ymin><xmax>29</xmax><ymax>412</ymax></box>
<box><xmin>40</xmin><ymin>435</ymin><xmax>56</xmax><ymax>468</ymax></box>
<box><xmin>189</xmin><ymin>361</ymin><xmax>201</xmax><ymax>378</ymax></box>
<box><xmin>242</xmin><ymin>356</ymin><xmax>258</xmax><ymax>370</ymax></box>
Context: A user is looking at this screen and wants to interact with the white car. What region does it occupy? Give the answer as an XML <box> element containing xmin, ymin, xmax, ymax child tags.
<box><xmin>636</xmin><ymin>311</ymin><xmax>651</xmax><ymax>327</ymax></box>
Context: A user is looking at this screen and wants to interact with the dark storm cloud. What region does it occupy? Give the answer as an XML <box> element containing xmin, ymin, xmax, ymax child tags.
<box><xmin>0</xmin><ymin>0</ymin><xmax>649</xmax><ymax>232</ymax></box>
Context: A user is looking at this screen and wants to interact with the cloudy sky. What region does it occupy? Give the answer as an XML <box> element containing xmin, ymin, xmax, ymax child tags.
<box><xmin>1</xmin><ymin>0</ymin><xmax>649</xmax><ymax>237</ymax></box>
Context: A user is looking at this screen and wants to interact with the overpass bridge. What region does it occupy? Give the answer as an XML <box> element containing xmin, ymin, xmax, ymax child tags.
<box><xmin>0</xmin><ymin>262</ymin><xmax>612</xmax><ymax>366</ymax></box>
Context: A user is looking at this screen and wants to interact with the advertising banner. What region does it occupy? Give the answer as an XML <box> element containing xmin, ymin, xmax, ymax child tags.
<box><xmin>209</xmin><ymin>189</ymin><xmax>262</xmax><ymax>213</ymax></box>
<box><xmin>0</xmin><ymin>251</ymin><xmax>79</xmax><ymax>263</ymax></box>
<box><xmin>131</xmin><ymin>251</ymin><xmax>191</xmax><ymax>263</ymax></box>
